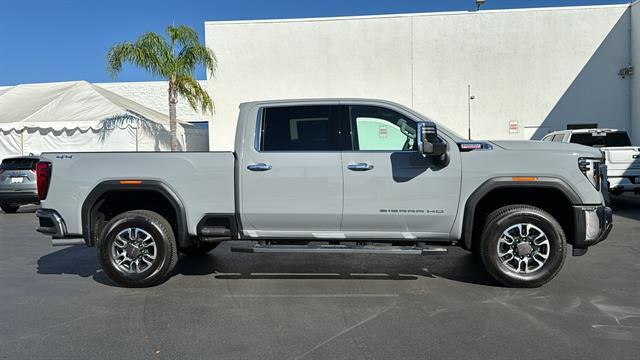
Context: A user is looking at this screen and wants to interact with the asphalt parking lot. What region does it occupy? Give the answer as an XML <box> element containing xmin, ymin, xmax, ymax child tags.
<box><xmin>1</xmin><ymin>198</ymin><xmax>639</xmax><ymax>360</ymax></box>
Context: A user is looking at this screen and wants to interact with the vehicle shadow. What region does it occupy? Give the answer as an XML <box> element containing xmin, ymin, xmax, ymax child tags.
<box><xmin>609</xmin><ymin>194</ymin><xmax>640</xmax><ymax>221</ymax></box>
<box><xmin>36</xmin><ymin>244</ymin><xmax>498</xmax><ymax>287</ymax></box>
<box><xmin>176</xmin><ymin>244</ymin><xmax>499</xmax><ymax>287</ymax></box>
<box><xmin>36</xmin><ymin>245</ymin><xmax>116</xmax><ymax>286</ymax></box>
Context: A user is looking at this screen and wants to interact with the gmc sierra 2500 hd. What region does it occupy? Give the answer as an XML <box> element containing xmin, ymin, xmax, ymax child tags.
<box><xmin>35</xmin><ymin>99</ymin><xmax>612</xmax><ymax>288</ymax></box>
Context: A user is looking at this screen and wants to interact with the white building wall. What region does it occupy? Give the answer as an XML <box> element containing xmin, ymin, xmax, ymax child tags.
<box><xmin>206</xmin><ymin>5</ymin><xmax>632</xmax><ymax>150</ymax></box>
<box><xmin>96</xmin><ymin>81</ymin><xmax>209</xmax><ymax>123</ymax></box>
<box><xmin>631</xmin><ymin>1</ymin><xmax>640</xmax><ymax>145</ymax></box>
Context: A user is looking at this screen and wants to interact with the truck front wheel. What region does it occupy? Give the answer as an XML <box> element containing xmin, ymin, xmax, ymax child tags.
<box><xmin>98</xmin><ymin>210</ymin><xmax>178</xmax><ymax>287</ymax></box>
<box><xmin>480</xmin><ymin>205</ymin><xmax>567</xmax><ymax>288</ymax></box>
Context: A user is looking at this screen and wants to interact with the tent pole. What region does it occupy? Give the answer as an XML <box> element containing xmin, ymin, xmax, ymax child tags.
<box><xmin>20</xmin><ymin>129</ymin><xmax>24</xmax><ymax>155</ymax></box>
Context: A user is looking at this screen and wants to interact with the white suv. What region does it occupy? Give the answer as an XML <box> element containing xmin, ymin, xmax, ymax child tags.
<box><xmin>542</xmin><ymin>129</ymin><xmax>639</xmax><ymax>195</ymax></box>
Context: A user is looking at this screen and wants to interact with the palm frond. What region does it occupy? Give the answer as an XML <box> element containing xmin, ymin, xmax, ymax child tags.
<box><xmin>175</xmin><ymin>75</ymin><xmax>214</xmax><ymax>114</ymax></box>
<box><xmin>166</xmin><ymin>25</ymin><xmax>199</xmax><ymax>51</ymax></box>
<box><xmin>106</xmin><ymin>32</ymin><xmax>171</xmax><ymax>79</ymax></box>
<box><xmin>176</xmin><ymin>44</ymin><xmax>218</xmax><ymax>76</ymax></box>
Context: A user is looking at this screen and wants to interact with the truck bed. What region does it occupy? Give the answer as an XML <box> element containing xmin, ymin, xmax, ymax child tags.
<box><xmin>39</xmin><ymin>152</ymin><xmax>236</xmax><ymax>237</ymax></box>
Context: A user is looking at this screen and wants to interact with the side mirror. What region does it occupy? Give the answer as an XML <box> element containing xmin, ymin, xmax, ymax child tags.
<box><xmin>417</xmin><ymin>122</ymin><xmax>447</xmax><ymax>159</ymax></box>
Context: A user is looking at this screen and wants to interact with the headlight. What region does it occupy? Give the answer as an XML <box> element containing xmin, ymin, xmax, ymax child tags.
<box><xmin>578</xmin><ymin>158</ymin><xmax>601</xmax><ymax>191</ymax></box>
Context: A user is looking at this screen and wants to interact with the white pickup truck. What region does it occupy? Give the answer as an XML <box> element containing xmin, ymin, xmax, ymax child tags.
<box><xmin>542</xmin><ymin>129</ymin><xmax>640</xmax><ymax>195</ymax></box>
<box><xmin>35</xmin><ymin>99</ymin><xmax>612</xmax><ymax>288</ymax></box>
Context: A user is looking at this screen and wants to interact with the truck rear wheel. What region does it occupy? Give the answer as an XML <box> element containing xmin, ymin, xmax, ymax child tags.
<box><xmin>98</xmin><ymin>210</ymin><xmax>178</xmax><ymax>287</ymax></box>
<box><xmin>479</xmin><ymin>205</ymin><xmax>566</xmax><ymax>288</ymax></box>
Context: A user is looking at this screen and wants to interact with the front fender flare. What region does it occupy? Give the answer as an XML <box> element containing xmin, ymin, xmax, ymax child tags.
<box><xmin>461</xmin><ymin>177</ymin><xmax>581</xmax><ymax>250</ymax></box>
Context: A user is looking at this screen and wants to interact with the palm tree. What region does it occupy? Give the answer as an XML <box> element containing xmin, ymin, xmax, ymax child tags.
<box><xmin>107</xmin><ymin>25</ymin><xmax>217</xmax><ymax>151</ymax></box>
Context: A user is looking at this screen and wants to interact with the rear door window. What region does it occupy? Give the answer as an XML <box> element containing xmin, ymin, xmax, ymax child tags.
<box><xmin>260</xmin><ymin>106</ymin><xmax>340</xmax><ymax>151</ymax></box>
<box><xmin>569</xmin><ymin>132</ymin><xmax>631</xmax><ymax>147</ymax></box>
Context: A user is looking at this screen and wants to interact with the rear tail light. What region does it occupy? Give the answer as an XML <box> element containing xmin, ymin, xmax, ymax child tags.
<box><xmin>36</xmin><ymin>162</ymin><xmax>52</xmax><ymax>200</ymax></box>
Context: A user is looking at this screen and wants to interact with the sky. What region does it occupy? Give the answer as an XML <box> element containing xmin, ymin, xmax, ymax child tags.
<box><xmin>0</xmin><ymin>0</ymin><xmax>630</xmax><ymax>86</ymax></box>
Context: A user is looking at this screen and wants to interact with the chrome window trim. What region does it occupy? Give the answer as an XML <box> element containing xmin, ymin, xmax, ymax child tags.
<box><xmin>253</xmin><ymin>107</ymin><xmax>264</xmax><ymax>152</ymax></box>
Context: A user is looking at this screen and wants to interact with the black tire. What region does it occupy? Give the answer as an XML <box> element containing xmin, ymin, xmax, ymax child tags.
<box><xmin>1</xmin><ymin>204</ymin><xmax>19</xmax><ymax>213</ymax></box>
<box><xmin>98</xmin><ymin>210</ymin><xmax>178</xmax><ymax>287</ymax></box>
<box><xmin>179</xmin><ymin>241</ymin><xmax>220</xmax><ymax>256</ymax></box>
<box><xmin>479</xmin><ymin>205</ymin><xmax>567</xmax><ymax>288</ymax></box>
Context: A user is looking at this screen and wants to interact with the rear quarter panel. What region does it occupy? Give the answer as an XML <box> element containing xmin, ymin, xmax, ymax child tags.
<box><xmin>39</xmin><ymin>152</ymin><xmax>235</xmax><ymax>236</ymax></box>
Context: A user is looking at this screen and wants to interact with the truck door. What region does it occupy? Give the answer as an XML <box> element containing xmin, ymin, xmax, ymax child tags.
<box><xmin>340</xmin><ymin>105</ymin><xmax>462</xmax><ymax>239</ymax></box>
<box><xmin>239</xmin><ymin>105</ymin><xmax>344</xmax><ymax>238</ymax></box>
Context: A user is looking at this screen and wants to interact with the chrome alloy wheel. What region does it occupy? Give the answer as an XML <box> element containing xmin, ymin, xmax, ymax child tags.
<box><xmin>496</xmin><ymin>223</ymin><xmax>550</xmax><ymax>274</ymax></box>
<box><xmin>111</xmin><ymin>228</ymin><xmax>157</xmax><ymax>274</ymax></box>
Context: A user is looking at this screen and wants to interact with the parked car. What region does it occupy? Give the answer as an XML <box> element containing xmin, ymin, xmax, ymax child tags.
<box><xmin>0</xmin><ymin>156</ymin><xmax>40</xmax><ymax>213</ymax></box>
<box><xmin>35</xmin><ymin>99</ymin><xmax>611</xmax><ymax>288</ymax></box>
<box><xmin>541</xmin><ymin>129</ymin><xmax>639</xmax><ymax>195</ymax></box>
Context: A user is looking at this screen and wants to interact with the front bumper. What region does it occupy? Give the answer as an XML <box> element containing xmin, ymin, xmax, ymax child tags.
<box><xmin>36</xmin><ymin>209</ymin><xmax>85</xmax><ymax>246</ymax></box>
<box><xmin>572</xmin><ymin>205</ymin><xmax>613</xmax><ymax>255</ymax></box>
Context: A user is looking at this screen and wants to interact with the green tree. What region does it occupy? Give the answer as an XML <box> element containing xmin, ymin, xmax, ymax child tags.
<box><xmin>107</xmin><ymin>25</ymin><xmax>217</xmax><ymax>151</ymax></box>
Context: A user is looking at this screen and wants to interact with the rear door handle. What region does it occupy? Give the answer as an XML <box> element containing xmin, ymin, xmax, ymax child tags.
<box><xmin>247</xmin><ymin>163</ymin><xmax>272</xmax><ymax>172</ymax></box>
<box><xmin>347</xmin><ymin>163</ymin><xmax>374</xmax><ymax>171</ymax></box>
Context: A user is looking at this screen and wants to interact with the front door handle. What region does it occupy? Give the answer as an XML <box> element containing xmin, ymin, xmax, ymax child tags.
<box><xmin>247</xmin><ymin>163</ymin><xmax>272</xmax><ymax>171</ymax></box>
<box><xmin>347</xmin><ymin>163</ymin><xmax>374</xmax><ymax>171</ymax></box>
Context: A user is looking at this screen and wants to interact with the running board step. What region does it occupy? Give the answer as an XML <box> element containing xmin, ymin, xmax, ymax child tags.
<box><xmin>199</xmin><ymin>226</ymin><xmax>231</xmax><ymax>237</ymax></box>
<box><xmin>230</xmin><ymin>244</ymin><xmax>448</xmax><ymax>255</ymax></box>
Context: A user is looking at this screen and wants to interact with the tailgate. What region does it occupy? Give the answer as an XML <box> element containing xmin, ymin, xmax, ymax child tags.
<box><xmin>603</xmin><ymin>147</ymin><xmax>640</xmax><ymax>170</ymax></box>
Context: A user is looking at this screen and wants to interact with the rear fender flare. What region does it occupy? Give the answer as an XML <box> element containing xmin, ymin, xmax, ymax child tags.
<box><xmin>81</xmin><ymin>180</ymin><xmax>190</xmax><ymax>248</ymax></box>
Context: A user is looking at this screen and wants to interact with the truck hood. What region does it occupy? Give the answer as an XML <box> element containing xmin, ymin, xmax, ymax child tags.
<box><xmin>489</xmin><ymin>140</ymin><xmax>602</xmax><ymax>158</ymax></box>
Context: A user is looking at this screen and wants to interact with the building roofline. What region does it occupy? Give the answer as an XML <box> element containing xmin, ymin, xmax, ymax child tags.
<box><xmin>95</xmin><ymin>80</ymin><xmax>206</xmax><ymax>86</ymax></box>
<box><xmin>205</xmin><ymin>3</ymin><xmax>630</xmax><ymax>26</ymax></box>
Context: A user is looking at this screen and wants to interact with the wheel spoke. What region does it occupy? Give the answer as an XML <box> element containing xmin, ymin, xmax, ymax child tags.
<box><xmin>533</xmin><ymin>236</ymin><xmax>548</xmax><ymax>246</ymax></box>
<box><xmin>532</xmin><ymin>254</ymin><xmax>545</xmax><ymax>267</ymax></box>
<box><xmin>519</xmin><ymin>224</ymin><xmax>529</xmax><ymax>237</ymax></box>
<box><xmin>114</xmin><ymin>235</ymin><xmax>127</xmax><ymax>248</ymax></box>
<box><xmin>500</xmin><ymin>234</ymin><xmax>516</xmax><ymax>245</ymax></box>
<box><xmin>498</xmin><ymin>248</ymin><xmax>513</xmax><ymax>257</ymax></box>
<box><xmin>142</xmin><ymin>256</ymin><xmax>154</xmax><ymax>268</ymax></box>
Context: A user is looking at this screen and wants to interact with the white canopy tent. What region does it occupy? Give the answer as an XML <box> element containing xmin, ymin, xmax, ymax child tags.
<box><xmin>0</xmin><ymin>81</ymin><xmax>208</xmax><ymax>160</ymax></box>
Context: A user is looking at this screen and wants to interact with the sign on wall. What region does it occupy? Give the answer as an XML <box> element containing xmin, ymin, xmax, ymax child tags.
<box><xmin>509</xmin><ymin>120</ymin><xmax>519</xmax><ymax>134</ymax></box>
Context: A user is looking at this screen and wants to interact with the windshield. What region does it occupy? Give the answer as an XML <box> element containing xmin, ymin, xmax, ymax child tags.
<box><xmin>569</xmin><ymin>132</ymin><xmax>631</xmax><ymax>148</ymax></box>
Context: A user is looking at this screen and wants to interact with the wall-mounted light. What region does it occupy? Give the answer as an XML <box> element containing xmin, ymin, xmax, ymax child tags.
<box><xmin>619</xmin><ymin>66</ymin><xmax>634</xmax><ymax>79</ymax></box>
<box><xmin>476</xmin><ymin>0</ymin><xmax>486</xmax><ymax>11</ymax></box>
